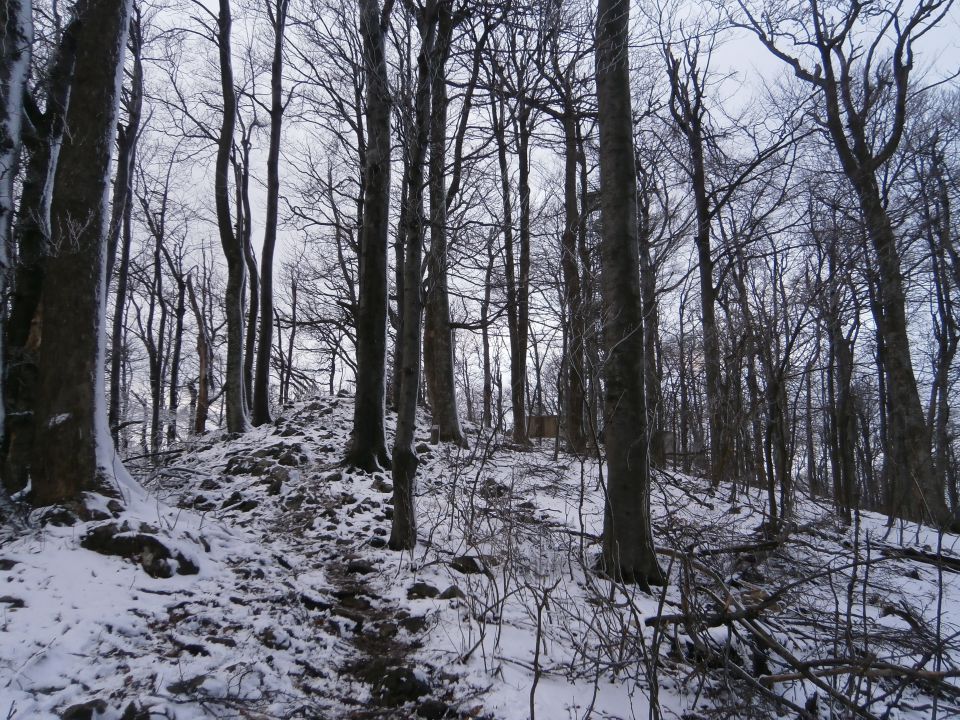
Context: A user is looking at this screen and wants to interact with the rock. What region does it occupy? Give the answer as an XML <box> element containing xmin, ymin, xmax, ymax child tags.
<box><xmin>37</xmin><ymin>505</ymin><xmax>79</xmax><ymax>527</ymax></box>
<box><xmin>192</xmin><ymin>495</ymin><xmax>216</xmax><ymax>512</ymax></box>
<box><xmin>120</xmin><ymin>701</ymin><xmax>154</xmax><ymax>720</ymax></box>
<box><xmin>225</xmin><ymin>456</ymin><xmax>256</xmax><ymax>475</ymax></box>
<box><xmin>0</xmin><ymin>596</ymin><xmax>25</xmax><ymax>609</ymax></box>
<box><xmin>300</xmin><ymin>593</ymin><xmax>332</xmax><ymax>612</ymax></box>
<box><xmin>61</xmin><ymin>699</ymin><xmax>107</xmax><ymax>720</ymax></box>
<box><xmin>450</xmin><ymin>555</ymin><xmax>487</xmax><ymax>575</ymax></box>
<box><xmin>416</xmin><ymin>698</ymin><xmax>453</xmax><ymax>719</ymax></box>
<box><xmin>399</xmin><ymin>615</ymin><xmax>428</xmax><ymax>634</ymax></box>
<box><xmin>251</xmin><ymin>459</ymin><xmax>274</xmax><ymax>476</ymax></box>
<box><xmin>0</xmin><ymin>559</ymin><xmax>19</xmax><ymax>571</ymax></box>
<box><xmin>374</xmin><ymin>666</ymin><xmax>430</xmax><ymax>706</ymax></box>
<box><xmin>372</xmin><ymin>475</ymin><xmax>393</xmax><ymax>494</ymax></box>
<box><xmin>416</xmin><ymin>442</ymin><xmax>431</xmax><ymax>454</ymax></box>
<box><xmin>439</xmin><ymin>585</ymin><xmax>464</xmax><ymax>600</ymax></box>
<box><xmin>284</xmin><ymin>493</ymin><xmax>305</xmax><ymax>510</ymax></box>
<box><xmin>376</xmin><ymin>621</ymin><xmax>398</xmax><ymax>639</ymax></box>
<box><xmin>369</xmin><ymin>536</ymin><xmax>387</xmax><ymax>549</ymax></box>
<box><xmin>199</xmin><ymin>478</ymin><xmax>220</xmax><ymax>491</ymax></box>
<box><xmin>81</xmin><ymin>523</ymin><xmax>199</xmax><ymax>578</ymax></box>
<box><xmin>278</xmin><ymin>450</ymin><xmax>301</xmax><ymax>467</ymax></box>
<box><xmin>166</xmin><ymin>674</ymin><xmax>207</xmax><ymax>695</ymax></box>
<box><xmin>345</xmin><ymin>559</ymin><xmax>376</xmax><ymax>575</ymax></box>
<box><xmin>268</xmin><ymin>465</ymin><xmax>291</xmax><ymax>494</ymax></box>
<box><xmin>407</xmin><ymin>582</ymin><xmax>440</xmax><ymax>599</ymax></box>
<box><xmin>221</xmin><ymin>491</ymin><xmax>243</xmax><ymax>509</ymax></box>
<box><xmin>235</xmin><ymin>499</ymin><xmax>259</xmax><ymax>512</ymax></box>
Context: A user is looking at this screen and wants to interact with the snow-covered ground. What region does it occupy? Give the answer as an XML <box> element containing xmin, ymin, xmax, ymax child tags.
<box><xmin>2</xmin><ymin>394</ymin><xmax>958</xmax><ymax>719</ymax></box>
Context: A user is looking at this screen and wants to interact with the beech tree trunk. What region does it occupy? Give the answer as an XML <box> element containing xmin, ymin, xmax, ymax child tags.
<box><xmin>422</xmin><ymin>0</ymin><xmax>465</xmax><ymax>446</ymax></box>
<box><xmin>32</xmin><ymin>0</ymin><xmax>133</xmax><ymax>505</ymax></box>
<box><xmin>216</xmin><ymin>0</ymin><xmax>250</xmax><ymax>433</ymax></box>
<box><xmin>560</xmin><ymin>111</ymin><xmax>586</xmax><ymax>454</ymax></box>
<box><xmin>347</xmin><ymin>0</ymin><xmax>393</xmax><ymax>470</ymax></box>
<box><xmin>391</xmin><ymin>0</ymin><xmax>436</xmax><ymax>551</ymax></box>
<box><xmin>0</xmin><ymin>0</ymin><xmax>33</xmax><ymax>453</ymax></box>
<box><xmin>595</xmin><ymin>0</ymin><xmax>662</xmax><ymax>587</ymax></box>
<box><xmin>107</xmin><ymin>17</ymin><xmax>143</xmax><ymax>444</ymax></box>
<box><xmin>3</xmin><ymin>23</ymin><xmax>74</xmax><ymax>493</ymax></box>
<box><xmin>252</xmin><ymin>0</ymin><xmax>290</xmax><ymax>426</ymax></box>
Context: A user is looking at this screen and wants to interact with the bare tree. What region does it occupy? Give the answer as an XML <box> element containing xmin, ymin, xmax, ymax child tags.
<box><xmin>214</xmin><ymin>0</ymin><xmax>251</xmax><ymax>432</ymax></box>
<box><xmin>31</xmin><ymin>0</ymin><xmax>134</xmax><ymax>505</ymax></box>
<box><xmin>595</xmin><ymin>0</ymin><xmax>662</xmax><ymax>586</ymax></box>
<box><xmin>0</xmin><ymin>0</ymin><xmax>33</xmax><ymax>451</ymax></box>
<box><xmin>346</xmin><ymin>0</ymin><xmax>394</xmax><ymax>470</ymax></box>
<box><xmin>251</xmin><ymin>0</ymin><xmax>292</xmax><ymax>425</ymax></box>
<box><xmin>738</xmin><ymin>0</ymin><xmax>954</xmax><ymax>527</ymax></box>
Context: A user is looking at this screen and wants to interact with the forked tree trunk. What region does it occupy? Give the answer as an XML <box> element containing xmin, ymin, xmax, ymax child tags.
<box><xmin>32</xmin><ymin>0</ymin><xmax>133</xmax><ymax>505</ymax></box>
<box><xmin>595</xmin><ymin>0</ymin><xmax>662</xmax><ymax>587</ymax></box>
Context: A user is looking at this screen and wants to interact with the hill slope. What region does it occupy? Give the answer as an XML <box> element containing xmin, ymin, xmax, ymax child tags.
<box><xmin>1</xmin><ymin>394</ymin><xmax>959</xmax><ymax>719</ymax></box>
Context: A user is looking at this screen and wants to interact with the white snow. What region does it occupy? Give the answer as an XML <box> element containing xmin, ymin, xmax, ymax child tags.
<box><xmin>2</xmin><ymin>394</ymin><xmax>958</xmax><ymax>719</ymax></box>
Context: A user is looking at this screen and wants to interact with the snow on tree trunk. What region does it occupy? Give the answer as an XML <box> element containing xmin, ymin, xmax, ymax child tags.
<box><xmin>32</xmin><ymin>0</ymin><xmax>136</xmax><ymax>506</ymax></box>
<box><xmin>0</xmin><ymin>0</ymin><xmax>33</xmax><ymax>449</ymax></box>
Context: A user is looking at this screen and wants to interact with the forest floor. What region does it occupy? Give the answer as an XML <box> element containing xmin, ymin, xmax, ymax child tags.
<box><xmin>1</xmin><ymin>394</ymin><xmax>959</xmax><ymax>719</ymax></box>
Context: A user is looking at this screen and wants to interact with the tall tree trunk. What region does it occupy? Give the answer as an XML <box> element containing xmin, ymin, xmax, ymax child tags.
<box><xmin>216</xmin><ymin>0</ymin><xmax>250</xmax><ymax>433</ymax></box>
<box><xmin>3</xmin><ymin>25</ymin><xmax>74</xmax><ymax>493</ymax></box>
<box><xmin>0</xmin><ymin>0</ymin><xmax>33</xmax><ymax>461</ymax></box>
<box><xmin>391</xmin><ymin>0</ymin><xmax>436</xmax><ymax>551</ymax></box>
<box><xmin>491</xmin><ymin>96</ymin><xmax>527</xmax><ymax>444</ymax></box>
<box><xmin>32</xmin><ymin>0</ymin><xmax>133</xmax><ymax>505</ymax></box>
<box><xmin>252</xmin><ymin>0</ymin><xmax>289</xmax><ymax>425</ymax></box>
<box><xmin>422</xmin><ymin>0</ymin><xmax>464</xmax><ymax>446</ymax></box>
<box><xmin>237</xmin><ymin>136</ymin><xmax>257</xmax><ymax>409</ymax></box>
<box><xmin>107</xmin><ymin>12</ymin><xmax>142</xmax><ymax>442</ymax></box>
<box><xmin>514</xmin><ymin>108</ymin><xmax>532</xmax><ymax>443</ymax></box>
<box><xmin>560</xmin><ymin>110</ymin><xmax>585</xmax><ymax>453</ymax></box>
<box><xmin>857</xmin><ymin>176</ymin><xmax>946</xmax><ymax>526</ymax></box>
<box><xmin>595</xmin><ymin>0</ymin><xmax>662</xmax><ymax>587</ymax></box>
<box><xmin>187</xmin><ymin>275</ymin><xmax>213</xmax><ymax>434</ymax></box>
<box><xmin>347</xmin><ymin>0</ymin><xmax>393</xmax><ymax>470</ymax></box>
<box><xmin>167</xmin><ymin>274</ymin><xmax>185</xmax><ymax>443</ymax></box>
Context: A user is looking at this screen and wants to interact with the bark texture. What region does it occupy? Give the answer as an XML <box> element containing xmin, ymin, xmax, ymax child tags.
<box><xmin>595</xmin><ymin>0</ymin><xmax>662</xmax><ymax>587</ymax></box>
<box><xmin>32</xmin><ymin>0</ymin><xmax>133</xmax><ymax>505</ymax></box>
<box><xmin>346</xmin><ymin>0</ymin><xmax>393</xmax><ymax>471</ymax></box>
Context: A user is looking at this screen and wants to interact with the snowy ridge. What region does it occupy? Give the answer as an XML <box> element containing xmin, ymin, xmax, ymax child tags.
<box><xmin>1</xmin><ymin>394</ymin><xmax>958</xmax><ymax>719</ymax></box>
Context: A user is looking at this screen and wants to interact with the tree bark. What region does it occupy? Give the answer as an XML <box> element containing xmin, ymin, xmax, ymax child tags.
<box><xmin>32</xmin><ymin>0</ymin><xmax>133</xmax><ymax>505</ymax></box>
<box><xmin>216</xmin><ymin>0</ymin><xmax>250</xmax><ymax>433</ymax></box>
<box><xmin>3</xmin><ymin>24</ymin><xmax>74</xmax><ymax>493</ymax></box>
<box><xmin>560</xmin><ymin>110</ymin><xmax>585</xmax><ymax>453</ymax></box>
<box><xmin>595</xmin><ymin>0</ymin><xmax>662</xmax><ymax>587</ymax></box>
<box><xmin>252</xmin><ymin>0</ymin><xmax>290</xmax><ymax>426</ymax></box>
<box><xmin>391</xmin><ymin>0</ymin><xmax>436</xmax><ymax>551</ymax></box>
<box><xmin>0</xmin><ymin>0</ymin><xmax>33</xmax><ymax>454</ymax></box>
<box><xmin>422</xmin><ymin>0</ymin><xmax>465</xmax><ymax>446</ymax></box>
<box><xmin>346</xmin><ymin>0</ymin><xmax>393</xmax><ymax>470</ymax></box>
